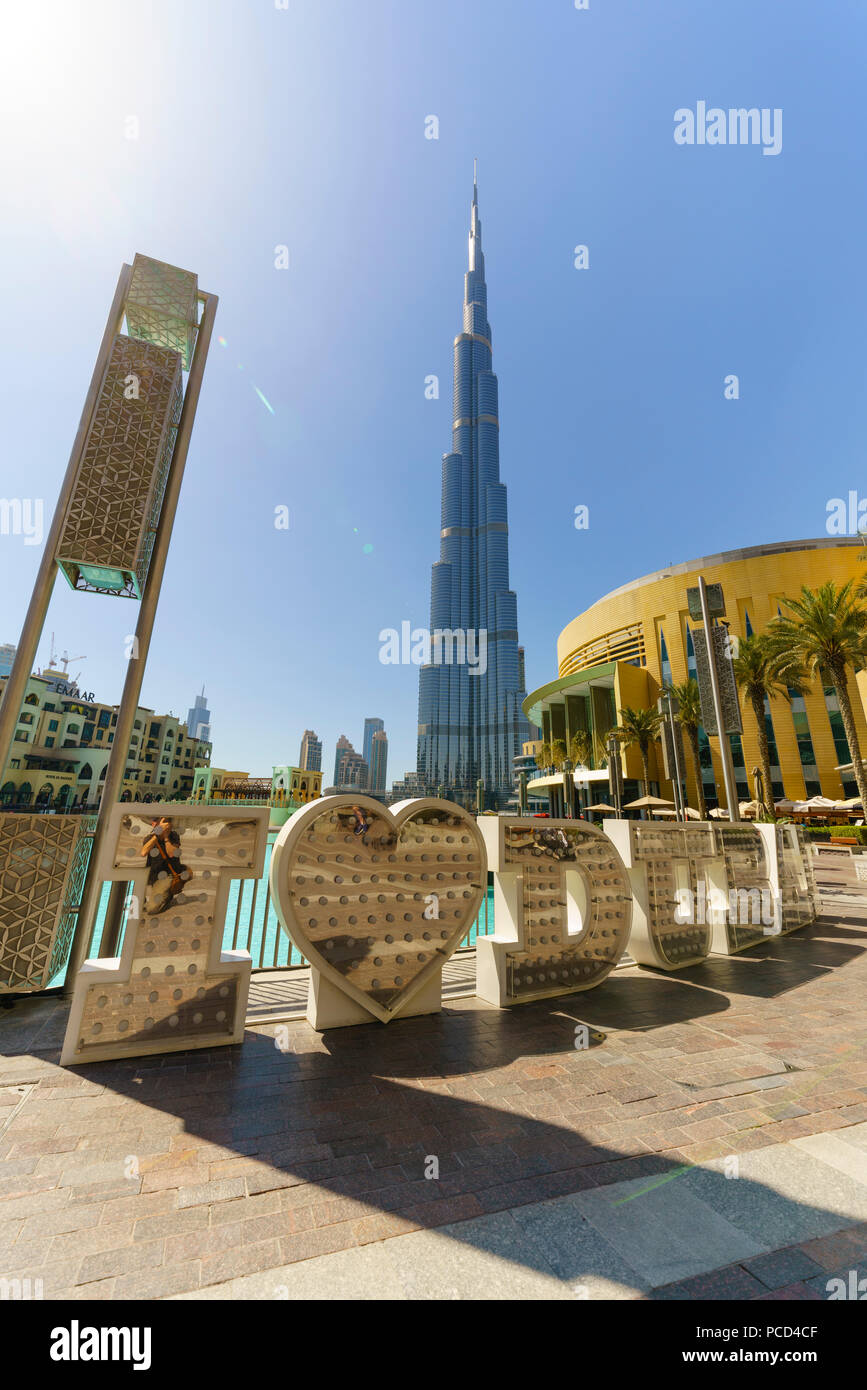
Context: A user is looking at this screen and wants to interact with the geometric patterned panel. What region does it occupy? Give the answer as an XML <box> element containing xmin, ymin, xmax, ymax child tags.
<box><xmin>62</xmin><ymin>804</ymin><xmax>270</xmax><ymax>1066</ymax></box>
<box><xmin>55</xmin><ymin>335</ymin><xmax>183</xmax><ymax>600</ymax></box>
<box><xmin>125</xmin><ymin>254</ymin><xmax>198</xmax><ymax>370</ymax></box>
<box><xmin>0</xmin><ymin>815</ymin><xmax>81</xmax><ymax>992</ymax></box>
<box><xmin>49</xmin><ymin>816</ymin><xmax>98</xmax><ymax>985</ymax></box>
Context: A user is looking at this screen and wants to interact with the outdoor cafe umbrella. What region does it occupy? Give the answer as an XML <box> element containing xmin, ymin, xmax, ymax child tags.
<box><xmin>652</xmin><ymin>806</ymin><xmax>702</xmax><ymax>820</ymax></box>
<box><xmin>623</xmin><ymin>795</ymin><xmax>675</xmax><ymax>809</ymax></box>
<box><xmin>584</xmin><ymin>802</ymin><xmax>618</xmax><ymax>814</ymax></box>
<box><xmin>739</xmin><ymin>800</ymin><xmax>764</xmax><ymax>819</ymax></box>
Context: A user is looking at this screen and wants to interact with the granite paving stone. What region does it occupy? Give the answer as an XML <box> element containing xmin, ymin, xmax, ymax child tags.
<box><xmin>0</xmin><ymin>856</ymin><xmax>865</xmax><ymax>1300</ymax></box>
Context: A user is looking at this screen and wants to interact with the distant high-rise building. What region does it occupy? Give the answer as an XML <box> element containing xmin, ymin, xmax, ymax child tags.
<box><xmin>186</xmin><ymin>686</ymin><xmax>211</xmax><ymax>743</ymax></box>
<box><xmin>299</xmin><ymin>729</ymin><xmax>322</xmax><ymax>772</ymax></box>
<box><xmin>390</xmin><ymin>770</ymin><xmax>423</xmax><ymax>802</ymax></box>
<box><xmin>416</xmin><ymin>170</ymin><xmax>530</xmax><ymax>808</ymax></box>
<box><xmin>369</xmin><ymin>728</ymin><xmax>388</xmax><ymax>793</ymax></box>
<box><xmin>333</xmin><ymin>735</ymin><xmax>367</xmax><ymax>789</ymax></box>
<box><xmin>362</xmin><ymin>717</ymin><xmax>384</xmax><ymax>771</ymax></box>
<box><xmin>333</xmin><ymin>735</ymin><xmax>352</xmax><ymax>785</ymax></box>
<box><xmin>0</xmin><ymin>644</ymin><xmax>16</xmax><ymax>678</ymax></box>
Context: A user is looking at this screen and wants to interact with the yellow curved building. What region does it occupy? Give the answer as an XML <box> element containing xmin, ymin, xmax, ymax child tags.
<box><xmin>525</xmin><ymin>537</ymin><xmax>867</xmax><ymax>811</ymax></box>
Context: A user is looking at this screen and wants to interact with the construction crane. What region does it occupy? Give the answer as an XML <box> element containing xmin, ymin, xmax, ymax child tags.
<box><xmin>59</xmin><ymin>651</ymin><xmax>86</xmax><ymax>677</ymax></box>
<box><xmin>42</xmin><ymin>634</ymin><xmax>86</xmax><ymax>681</ymax></box>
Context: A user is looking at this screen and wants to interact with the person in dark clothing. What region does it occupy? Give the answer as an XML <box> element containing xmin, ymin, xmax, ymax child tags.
<box><xmin>140</xmin><ymin>817</ymin><xmax>191</xmax><ymax>913</ymax></box>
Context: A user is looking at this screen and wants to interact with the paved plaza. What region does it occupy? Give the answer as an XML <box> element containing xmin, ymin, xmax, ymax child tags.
<box><xmin>1</xmin><ymin>855</ymin><xmax>866</xmax><ymax>1301</ymax></box>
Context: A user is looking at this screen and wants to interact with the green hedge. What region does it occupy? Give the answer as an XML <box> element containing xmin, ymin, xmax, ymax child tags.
<box><xmin>804</xmin><ymin>825</ymin><xmax>867</xmax><ymax>844</ymax></box>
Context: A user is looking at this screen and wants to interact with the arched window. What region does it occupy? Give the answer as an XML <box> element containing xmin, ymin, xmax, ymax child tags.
<box><xmin>24</xmin><ymin>693</ymin><xmax>39</xmax><ymax>706</ymax></box>
<box><xmin>78</xmin><ymin>763</ymin><xmax>93</xmax><ymax>782</ymax></box>
<box><xmin>36</xmin><ymin>783</ymin><xmax>53</xmax><ymax>806</ymax></box>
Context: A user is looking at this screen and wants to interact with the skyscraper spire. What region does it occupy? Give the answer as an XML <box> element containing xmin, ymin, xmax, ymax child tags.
<box><xmin>416</xmin><ymin>174</ymin><xmax>529</xmax><ymax>808</ymax></box>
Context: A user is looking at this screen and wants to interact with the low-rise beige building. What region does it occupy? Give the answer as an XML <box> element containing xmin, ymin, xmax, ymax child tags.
<box><xmin>0</xmin><ymin>668</ymin><xmax>212</xmax><ymax>808</ymax></box>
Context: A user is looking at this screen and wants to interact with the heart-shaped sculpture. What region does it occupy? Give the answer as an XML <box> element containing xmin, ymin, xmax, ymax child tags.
<box><xmin>269</xmin><ymin>795</ymin><xmax>487</xmax><ymax>1022</ymax></box>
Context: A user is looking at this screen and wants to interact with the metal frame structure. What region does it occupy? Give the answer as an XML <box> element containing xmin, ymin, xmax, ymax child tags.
<box><xmin>0</xmin><ymin>259</ymin><xmax>217</xmax><ymax>990</ymax></box>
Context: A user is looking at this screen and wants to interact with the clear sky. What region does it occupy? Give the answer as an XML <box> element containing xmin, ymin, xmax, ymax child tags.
<box><xmin>1</xmin><ymin>0</ymin><xmax>865</xmax><ymax>784</ymax></box>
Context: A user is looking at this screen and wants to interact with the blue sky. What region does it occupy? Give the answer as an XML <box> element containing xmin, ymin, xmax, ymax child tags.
<box><xmin>1</xmin><ymin>0</ymin><xmax>865</xmax><ymax>783</ymax></box>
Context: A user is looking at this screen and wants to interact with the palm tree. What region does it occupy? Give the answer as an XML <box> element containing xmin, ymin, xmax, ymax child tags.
<box><xmin>856</xmin><ymin>527</ymin><xmax>867</xmax><ymax>599</ymax></box>
<box><xmin>611</xmin><ymin>705</ymin><xmax>664</xmax><ymax>799</ymax></box>
<box><xmin>569</xmin><ymin>730</ymin><xmax>593</xmax><ymax>769</ymax></box>
<box><xmin>766</xmin><ymin>581</ymin><xmax>867</xmax><ymax>812</ymax></box>
<box><xmin>731</xmin><ymin>633</ymin><xmax>809</xmax><ymax>818</ymax></box>
<box><xmin>534</xmin><ymin>741</ymin><xmax>552</xmax><ymax>774</ymax></box>
<box><xmin>549</xmin><ymin>738</ymin><xmax>567</xmax><ymax>772</ymax></box>
<box><xmin>662</xmin><ymin>678</ymin><xmax>707</xmax><ymax>819</ymax></box>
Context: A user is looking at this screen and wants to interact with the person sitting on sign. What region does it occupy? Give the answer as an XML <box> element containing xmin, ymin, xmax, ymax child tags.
<box><xmin>140</xmin><ymin>816</ymin><xmax>192</xmax><ymax>914</ymax></box>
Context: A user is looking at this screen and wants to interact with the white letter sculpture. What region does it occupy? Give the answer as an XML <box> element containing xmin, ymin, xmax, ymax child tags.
<box><xmin>475</xmin><ymin>817</ymin><xmax>632</xmax><ymax>1006</ymax></box>
<box><xmin>62</xmin><ymin>804</ymin><xmax>270</xmax><ymax>1065</ymax></box>
<box><xmin>269</xmin><ymin>795</ymin><xmax>487</xmax><ymax>1029</ymax></box>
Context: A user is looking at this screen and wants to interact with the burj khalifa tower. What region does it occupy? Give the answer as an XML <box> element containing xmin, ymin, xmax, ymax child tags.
<box><xmin>416</xmin><ymin>167</ymin><xmax>530</xmax><ymax>808</ymax></box>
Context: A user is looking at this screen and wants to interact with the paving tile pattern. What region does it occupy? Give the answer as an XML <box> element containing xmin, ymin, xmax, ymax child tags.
<box><xmin>0</xmin><ymin>856</ymin><xmax>864</xmax><ymax>1299</ymax></box>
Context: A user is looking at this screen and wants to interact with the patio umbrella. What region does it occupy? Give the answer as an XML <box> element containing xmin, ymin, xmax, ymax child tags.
<box><xmin>739</xmin><ymin>800</ymin><xmax>764</xmax><ymax>819</ymax></box>
<box><xmin>774</xmin><ymin>799</ymin><xmax>796</xmax><ymax>811</ymax></box>
<box><xmin>623</xmin><ymin>795</ymin><xmax>675</xmax><ymax>809</ymax></box>
<box><xmin>651</xmin><ymin>806</ymin><xmax>703</xmax><ymax>820</ymax></box>
<box><xmin>837</xmin><ymin>796</ymin><xmax>863</xmax><ymax>809</ymax></box>
<box><xmin>584</xmin><ymin>802</ymin><xmax>617</xmax><ymax>813</ymax></box>
<box><xmin>708</xmin><ymin>807</ymin><xmax>730</xmax><ymax>819</ymax></box>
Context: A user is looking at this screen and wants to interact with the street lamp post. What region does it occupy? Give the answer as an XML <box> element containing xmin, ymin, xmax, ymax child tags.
<box><xmin>0</xmin><ymin>266</ymin><xmax>133</xmax><ymax>784</ymax></box>
<box><xmin>66</xmin><ymin>280</ymin><xmax>218</xmax><ymax>984</ymax></box>
<box><xmin>663</xmin><ymin>689</ymin><xmax>686</xmax><ymax>822</ymax></box>
<box><xmin>697</xmin><ymin>575</ymin><xmax>740</xmax><ymax>823</ymax></box>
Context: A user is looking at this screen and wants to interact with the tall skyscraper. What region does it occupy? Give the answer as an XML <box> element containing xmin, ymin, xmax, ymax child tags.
<box><xmin>362</xmin><ymin>717</ymin><xmax>384</xmax><ymax>771</ymax></box>
<box><xmin>186</xmin><ymin>686</ymin><xmax>211</xmax><ymax>742</ymax></box>
<box><xmin>299</xmin><ymin>729</ymin><xmax>322</xmax><ymax>772</ymax></box>
<box><xmin>417</xmin><ymin>169</ymin><xmax>530</xmax><ymax>807</ymax></box>
<box><xmin>369</xmin><ymin>728</ymin><xmax>388</xmax><ymax>793</ymax></box>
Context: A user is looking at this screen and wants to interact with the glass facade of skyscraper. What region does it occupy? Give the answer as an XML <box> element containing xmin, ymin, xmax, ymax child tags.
<box><xmin>362</xmin><ymin>718</ymin><xmax>384</xmax><ymax>773</ymax></box>
<box><xmin>417</xmin><ymin>175</ymin><xmax>530</xmax><ymax>806</ymax></box>
<box><xmin>299</xmin><ymin>729</ymin><xmax>322</xmax><ymax>772</ymax></box>
<box><xmin>369</xmin><ymin>728</ymin><xmax>388</xmax><ymax>793</ymax></box>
